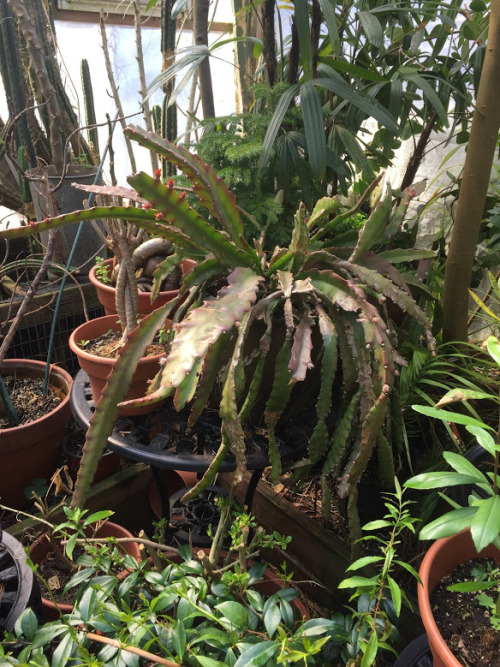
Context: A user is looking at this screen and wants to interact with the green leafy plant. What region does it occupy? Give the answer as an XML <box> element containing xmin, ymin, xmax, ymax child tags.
<box><xmin>338</xmin><ymin>478</ymin><xmax>421</xmax><ymax>666</ymax></box>
<box><xmin>405</xmin><ymin>335</ymin><xmax>500</xmax><ymax>553</ymax></box>
<box><xmin>0</xmin><ymin>127</ymin><xmax>435</xmax><ymax>544</ymax></box>
<box><xmin>93</xmin><ymin>256</ymin><xmax>112</xmax><ymax>285</ymax></box>
<box><xmin>448</xmin><ymin>561</ymin><xmax>500</xmax><ymax>631</ymax></box>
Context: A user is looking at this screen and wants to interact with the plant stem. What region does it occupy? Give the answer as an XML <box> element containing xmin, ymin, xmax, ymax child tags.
<box><xmin>85</xmin><ymin>632</ymin><xmax>179</xmax><ymax>666</ymax></box>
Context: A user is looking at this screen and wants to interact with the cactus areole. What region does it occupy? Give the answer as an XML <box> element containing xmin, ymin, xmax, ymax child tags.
<box><xmin>0</xmin><ymin>125</ymin><xmax>435</xmax><ymax>541</ymax></box>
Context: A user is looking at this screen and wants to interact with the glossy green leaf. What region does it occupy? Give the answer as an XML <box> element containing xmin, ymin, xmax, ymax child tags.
<box><xmin>487</xmin><ymin>336</ymin><xmax>500</xmax><ymax>366</ymax></box>
<box><xmin>16</xmin><ymin>608</ymin><xmax>38</xmax><ymax>641</ymax></box>
<box><xmin>52</xmin><ymin>633</ymin><xmax>75</xmax><ymax>667</ymax></box>
<box><xmin>466</xmin><ymin>426</ymin><xmax>498</xmax><ymax>457</ymax></box>
<box><xmin>419</xmin><ymin>506</ymin><xmax>477</xmax><ymax>541</ymax></box>
<box><xmin>471</xmin><ymin>495</ymin><xmax>500</xmax><ymax>551</ymax></box>
<box><xmin>172</xmin><ymin>620</ymin><xmax>187</xmax><ymax>660</ymax></box>
<box><xmin>387</xmin><ymin>575</ymin><xmax>402</xmax><ymax>617</ymax></box>
<box><xmin>233</xmin><ymin>642</ymin><xmax>280</xmax><ymax>667</ymax></box>
<box><xmin>262</xmin><ymin>601</ymin><xmax>282</xmax><ymax>638</ymax></box>
<box><xmin>405</xmin><ymin>471</ymin><xmax>481</xmax><ymax>490</ymax></box>
<box><xmin>338</xmin><ymin>575</ymin><xmax>378</xmax><ymax>589</ymax></box>
<box><xmin>412</xmin><ymin>405</ymin><xmax>493</xmax><ymax>429</ymax></box>
<box><xmin>361</xmin><ymin>631</ymin><xmax>378</xmax><ymax>667</ymax></box>
<box><xmin>442</xmin><ymin>451</ymin><xmax>490</xmax><ymax>485</ymax></box>
<box><xmin>31</xmin><ymin>623</ymin><xmax>69</xmax><ymax>649</ymax></box>
<box><xmin>347</xmin><ymin>556</ymin><xmax>384</xmax><ymax>571</ymax></box>
<box><xmin>216</xmin><ymin>601</ymin><xmax>252</xmax><ymax>630</ymax></box>
<box><xmin>358</xmin><ymin>11</ymin><xmax>383</xmax><ymax>48</ymax></box>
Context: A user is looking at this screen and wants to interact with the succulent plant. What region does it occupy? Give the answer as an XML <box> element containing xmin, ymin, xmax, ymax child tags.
<box><xmin>0</xmin><ymin>126</ymin><xmax>435</xmax><ymax>541</ymax></box>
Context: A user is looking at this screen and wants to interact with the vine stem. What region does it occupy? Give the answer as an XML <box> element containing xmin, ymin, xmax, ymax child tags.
<box><xmin>85</xmin><ymin>632</ymin><xmax>179</xmax><ymax>666</ymax></box>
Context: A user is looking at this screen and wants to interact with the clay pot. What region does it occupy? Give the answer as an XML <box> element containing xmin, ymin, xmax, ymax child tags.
<box><xmin>68</xmin><ymin>315</ymin><xmax>168</xmax><ymax>416</ymax></box>
<box><xmin>418</xmin><ymin>529</ymin><xmax>500</xmax><ymax>666</ymax></box>
<box><xmin>0</xmin><ymin>360</ymin><xmax>73</xmax><ymax>509</ymax></box>
<box><xmin>63</xmin><ymin>439</ymin><xmax>120</xmax><ymax>485</ymax></box>
<box><xmin>89</xmin><ymin>258</ymin><xmax>196</xmax><ymax>317</ymax></box>
<box><xmin>30</xmin><ymin>521</ymin><xmax>141</xmax><ymax>621</ymax></box>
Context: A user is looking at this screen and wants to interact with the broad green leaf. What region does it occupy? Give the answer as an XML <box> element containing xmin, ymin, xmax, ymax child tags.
<box><xmin>487</xmin><ymin>336</ymin><xmax>500</xmax><ymax>366</ymax></box>
<box><xmin>387</xmin><ymin>575</ymin><xmax>402</xmax><ymax>617</ymax></box>
<box><xmin>419</xmin><ymin>506</ymin><xmax>477</xmax><ymax>541</ymax></box>
<box><xmin>361</xmin><ymin>631</ymin><xmax>378</xmax><ymax>667</ymax></box>
<box><xmin>338</xmin><ymin>575</ymin><xmax>378</xmax><ymax>589</ymax></box>
<box><xmin>470</xmin><ymin>495</ymin><xmax>500</xmax><ymax>551</ymax></box>
<box><xmin>448</xmin><ymin>580</ymin><xmax>498</xmax><ymax>592</ymax></box>
<box><xmin>79</xmin><ymin>586</ymin><xmax>97</xmax><ymax>623</ymax></box>
<box><xmin>52</xmin><ymin>633</ymin><xmax>75</xmax><ymax>667</ymax></box>
<box><xmin>346</xmin><ymin>556</ymin><xmax>384</xmax><ymax>571</ymax></box>
<box><xmin>233</xmin><ymin>642</ymin><xmax>280</xmax><ymax>667</ymax></box>
<box><xmin>15</xmin><ymin>608</ymin><xmax>38</xmax><ymax>641</ymax></box>
<box><xmin>466</xmin><ymin>426</ymin><xmax>498</xmax><ymax>457</ymax></box>
<box><xmin>31</xmin><ymin>623</ymin><xmax>69</xmax><ymax>649</ymax></box>
<box><xmin>216</xmin><ymin>601</ymin><xmax>251</xmax><ymax>630</ymax></box>
<box><xmin>83</xmin><ymin>510</ymin><xmax>114</xmax><ymax>526</ymax></box>
<box><xmin>442</xmin><ymin>451</ymin><xmax>490</xmax><ymax>485</ymax></box>
<box><xmin>405</xmin><ymin>471</ymin><xmax>480</xmax><ymax>490</ymax></box>
<box><xmin>412</xmin><ymin>404</ymin><xmax>493</xmax><ymax>429</ymax></box>
<box><xmin>173</xmin><ymin>621</ymin><xmax>186</xmax><ymax>660</ymax></box>
<box><xmin>262</xmin><ymin>601</ymin><xmax>282</xmax><ymax>638</ymax></box>
<box><xmin>358</xmin><ymin>11</ymin><xmax>383</xmax><ymax>48</ymax></box>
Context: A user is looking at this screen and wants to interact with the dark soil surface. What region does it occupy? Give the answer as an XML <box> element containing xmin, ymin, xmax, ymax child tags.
<box><xmin>0</xmin><ymin>375</ymin><xmax>64</xmax><ymax>428</ymax></box>
<box><xmin>431</xmin><ymin>558</ymin><xmax>500</xmax><ymax>666</ymax></box>
<box><xmin>81</xmin><ymin>328</ymin><xmax>167</xmax><ymax>359</ymax></box>
<box><xmin>37</xmin><ymin>545</ymin><xmax>84</xmax><ymax>606</ymax></box>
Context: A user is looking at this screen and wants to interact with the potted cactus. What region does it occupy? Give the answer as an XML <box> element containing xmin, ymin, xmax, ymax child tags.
<box><xmin>0</xmin><ymin>126</ymin><xmax>435</xmax><ymax>542</ymax></box>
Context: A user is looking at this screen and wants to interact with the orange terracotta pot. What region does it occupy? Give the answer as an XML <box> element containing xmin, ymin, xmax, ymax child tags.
<box><xmin>89</xmin><ymin>258</ymin><xmax>196</xmax><ymax>317</ymax></box>
<box><xmin>418</xmin><ymin>529</ymin><xmax>500</xmax><ymax>667</ymax></box>
<box><xmin>68</xmin><ymin>315</ymin><xmax>168</xmax><ymax>416</ymax></box>
<box><xmin>30</xmin><ymin>521</ymin><xmax>142</xmax><ymax>621</ymax></box>
<box><xmin>0</xmin><ymin>360</ymin><xmax>72</xmax><ymax>509</ymax></box>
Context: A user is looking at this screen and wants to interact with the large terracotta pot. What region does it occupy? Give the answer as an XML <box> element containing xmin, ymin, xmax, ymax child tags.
<box><xmin>89</xmin><ymin>258</ymin><xmax>196</xmax><ymax>317</ymax></box>
<box><xmin>68</xmin><ymin>315</ymin><xmax>168</xmax><ymax>416</ymax></box>
<box><xmin>30</xmin><ymin>521</ymin><xmax>142</xmax><ymax>621</ymax></box>
<box><xmin>0</xmin><ymin>360</ymin><xmax>72</xmax><ymax>509</ymax></box>
<box><xmin>418</xmin><ymin>529</ymin><xmax>500</xmax><ymax>666</ymax></box>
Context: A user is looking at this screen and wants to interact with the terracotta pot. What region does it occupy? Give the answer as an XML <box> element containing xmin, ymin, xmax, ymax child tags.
<box><xmin>30</xmin><ymin>521</ymin><xmax>141</xmax><ymax>621</ymax></box>
<box><xmin>63</xmin><ymin>439</ymin><xmax>121</xmax><ymax>485</ymax></box>
<box><xmin>89</xmin><ymin>258</ymin><xmax>196</xmax><ymax>317</ymax></box>
<box><xmin>68</xmin><ymin>315</ymin><xmax>168</xmax><ymax>416</ymax></box>
<box><xmin>418</xmin><ymin>529</ymin><xmax>500</xmax><ymax>666</ymax></box>
<box><xmin>0</xmin><ymin>360</ymin><xmax>72</xmax><ymax>509</ymax></box>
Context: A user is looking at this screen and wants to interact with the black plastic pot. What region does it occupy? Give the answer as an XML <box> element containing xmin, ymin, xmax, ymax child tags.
<box><xmin>393</xmin><ymin>634</ymin><xmax>432</xmax><ymax>666</ymax></box>
<box><xmin>0</xmin><ymin>529</ymin><xmax>42</xmax><ymax>633</ymax></box>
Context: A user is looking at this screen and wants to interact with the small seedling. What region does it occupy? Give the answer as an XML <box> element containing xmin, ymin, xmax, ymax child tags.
<box><xmin>94</xmin><ymin>256</ymin><xmax>111</xmax><ymax>285</ymax></box>
<box><xmin>448</xmin><ymin>562</ymin><xmax>500</xmax><ymax>630</ymax></box>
